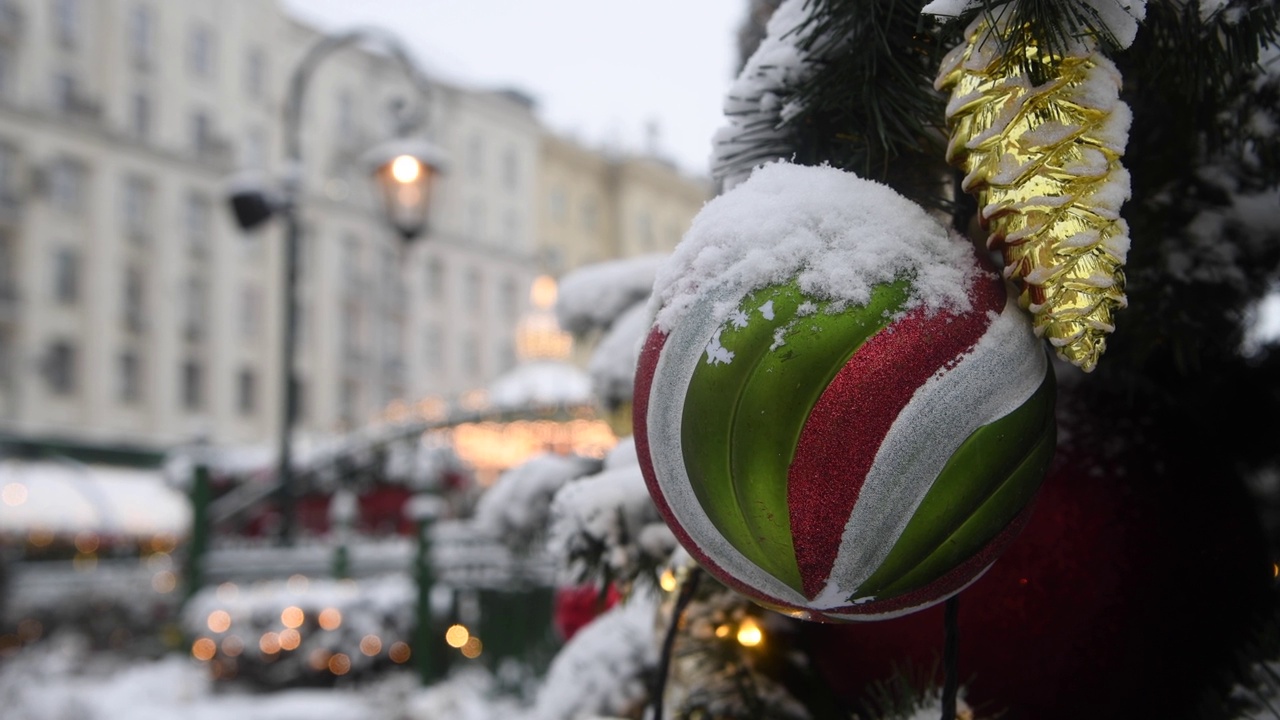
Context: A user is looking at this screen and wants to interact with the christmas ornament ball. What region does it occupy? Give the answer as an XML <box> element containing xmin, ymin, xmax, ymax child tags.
<box><xmin>802</xmin><ymin>394</ymin><xmax>1276</xmax><ymax>718</ymax></box>
<box><xmin>635</xmin><ymin>162</ymin><xmax>1057</xmax><ymax>621</ymax></box>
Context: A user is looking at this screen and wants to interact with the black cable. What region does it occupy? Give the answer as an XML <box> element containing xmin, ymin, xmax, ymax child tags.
<box><xmin>652</xmin><ymin>568</ymin><xmax>703</xmax><ymax>720</ymax></box>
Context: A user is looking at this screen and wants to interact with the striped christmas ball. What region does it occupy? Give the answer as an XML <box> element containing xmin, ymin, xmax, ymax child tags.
<box><xmin>635</xmin><ymin>162</ymin><xmax>1056</xmax><ymax>621</ymax></box>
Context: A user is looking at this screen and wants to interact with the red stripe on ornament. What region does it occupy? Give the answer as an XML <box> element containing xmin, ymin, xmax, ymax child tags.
<box><xmin>788</xmin><ymin>269</ymin><xmax>1006</xmax><ymax>599</ymax></box>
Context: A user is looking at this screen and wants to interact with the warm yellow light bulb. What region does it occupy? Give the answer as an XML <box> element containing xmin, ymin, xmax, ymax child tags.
<box><xmin>659</xmin><ymin>569</ymin><xmax>678</xmax><ymax>593</ymax></box>
<box><xmin>736</xmin><ymin>617</ymin><xmax>763</xmax><ymax>648</ymax></box>
<box><xmin>530</xmin><ymin>275</ymin><xmax>557</xmax><ymax>309</ymax></box>
<box><xmin>445</xmin><ymin>624</ymin><xmax>470</xmax><ymax>648</ymax></box>
<box><xmin>390</xmin><ymin>155</ymin><xmax>422</xmax><ymax>184</ymax></box>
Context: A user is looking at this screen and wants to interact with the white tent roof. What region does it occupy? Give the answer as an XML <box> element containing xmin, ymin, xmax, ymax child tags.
<box><xmin>0</xmin><ymin>459</ymin><xmax>191</xmax><ymax>540</ymax></box>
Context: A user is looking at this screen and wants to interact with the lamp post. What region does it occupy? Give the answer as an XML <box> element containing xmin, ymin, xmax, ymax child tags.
<box><xmin>227</xmin><ymin>28</ymin><xmax>445</xmax><ymax>546</ymax></box>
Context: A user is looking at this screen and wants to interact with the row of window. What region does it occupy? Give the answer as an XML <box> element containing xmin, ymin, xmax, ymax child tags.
<box><xmin>52</xmin><ymin>0</ymin><xmax>268</xmax><ymax>94</ymax></box>
<box><xmin>41</xmin><ymin>340</ymin><xmax>257</xmax><ymax>415</ymax></box>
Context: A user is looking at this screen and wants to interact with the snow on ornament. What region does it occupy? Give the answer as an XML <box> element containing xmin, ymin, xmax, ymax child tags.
<box><xmin>634</xmin><ymin>162</ymin><xmax>1056</xmax><ymax>621</ymax></box>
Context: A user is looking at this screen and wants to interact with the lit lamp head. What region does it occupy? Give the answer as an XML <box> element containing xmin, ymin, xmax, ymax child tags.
<box><xmin>364</xmin><ymin>138</ymin><xmax>447</xmax><ymax>243</ymax></box>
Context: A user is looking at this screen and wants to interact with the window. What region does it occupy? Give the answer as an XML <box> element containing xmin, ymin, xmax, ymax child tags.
<box><xmin>502</xmin><ymin>210</ymin><xmax>519</xmax><ymax>246</ymax></box>
<box><xmin>53</xmin><ymin>0</ymin><xmax>80</xmax><ymax>47</ymax></box>
<box><xmin>46</xmin><ymin>340</ymin><xmax>76</xmax><ymax>394</ymax></box>
<box><xmin>185</xmin><ymin>193</ymin><xmax>212</xmax><ymax>251</ymax></box>
<box><xmin>181</xmin><ymin>360</ymin><xmax>203</xmax><ymax>410</ymax></box>
<box><xmin>0</xmin><ymin>144</ymin><xmax>14</xmax><ymax>196</ymax></box>
<box><xmin>468</xmin><ymin>199</ymin><xmax>486</xmax><ymax>240</ymax></box>
<box><xmin>549</xmin><ymin>187</ymin><xmax>566</xmax><ymax>223</ymax></box>
<box><xmin>500</xmin><ymin>278</ymin><xmax>520</xmax><ymax>319</ymax></box>
<box><xmin>242</xmin><ymin>127</ymin><xmax>266</xmax><ymax>168</ymax></box>
<box><xmin>0</xmin><ymin>47</ymin><xmax>12</xmax><ymax>98</ymax></box>
<box><xmin>123</xmin><ymin>265</ymin><xmax>145</xmax><ymax>332</ymax></box>
<box><xmin>502</xmin><ymin>147</ymin><xmax>519</xmax><ymax>190</ymax></box>
<box><xmin>183</xmin><ymin>276</ymin><xmax>205</xmax><ymax>340</ymax></box>
<box><xmin>461</xmin><ymin>333</ymin><xmax>480</xmax><ymax>377</ymax></box>
<box><xmin>499</xmin><ymin>341</ymin><xmax>516</xmax><ymax>372</ymax></box>
<box><xmin>239</xmin><ymin>285</ymin><xmax>261</xmax><ymax>340</ymax></box>
<box><xmin>119</xmin><ymin>352</ymin><xmax>141</xmax><ymax>403</ymax></box>
<box><xmin>53</xmin><ymin>247</ymin><xmax>78</xmax><ymax>304</ymax></box>
<box><xmin>340</xmin><ymin>378</ymin><xmax>359</xmax><ymax>427</ymax></box>
<box><xmin>582</xmin><ymin>198</ymin><xmax>599</xmax><ymax>231</ymax></box>
<box><xmin>244</xmin><ymin>46</ymin><xmax>265</xmax><ymax>100</ymax></box>
<box><xmin>128</xmin><ymin>4</ymin><xmax>153</xmax><ymax>66</ymax></box>
<box><xmin>122</xmin><ymin>175</ymin><xmax>152</xmax><ymax>238</ymax></box>
<box><xmin>52</xmin><ymin>73</ymin><xmax>75</xmax><ymax>113</ymax></box>
<box><xmin>49</xmin><ymin>157</ymin><xmax>87</xmax><ymax>216</ymax></box>
<box><xmin>464</xmin><ymin>268</ymin><xmax>483</xmax><ymax>312</ymax></box>
<box><xmin>191</xmin><ymin>110</ymin><xmax>212</xmax><ymax>153</ymax></box>
<box><xmin>189</xmin><ymin>23</ymin><xmax>214</xmax><ymax>79</ymax></box>
<box><xmin>130</xmin><ymin>92</ymin><xmax>151</xmax><ymax>140</ymax></box>
<box><xmin>424</xmin><ymin>323</ymin><xmax>443</xmax><ymax>371</ymax></box>
<box><xmin>236</xmin><ymin>368</ymin><xmax>256</xmax><ymax>415</ymax></box>
<box><xmin>425</xmin><ymin>257</ymin><xmax>445</xmax><ymax>302</ymax></box>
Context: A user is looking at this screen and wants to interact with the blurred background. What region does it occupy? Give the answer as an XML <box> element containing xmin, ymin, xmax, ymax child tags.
<box><xmin>0</xmin><ymin>0</ymin><xmax>750</xmax><ymax>716</ymax></box>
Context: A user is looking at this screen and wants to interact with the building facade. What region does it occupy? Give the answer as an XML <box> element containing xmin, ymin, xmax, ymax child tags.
<box><xmin>535</xmin><ymin>132</ymin><xmax>711</xmax><ymax>276</ymax></box>
<box><xmin>0</xmin><ymin>0</ymin><xmax>543</xmax><ymax>452</ymax></box>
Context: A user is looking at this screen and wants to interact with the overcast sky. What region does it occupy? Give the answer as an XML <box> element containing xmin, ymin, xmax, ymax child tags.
<box><xmin>280</xmin><ymin>0</ymin><xmax>747</xmax><ymax>177</ymax></box>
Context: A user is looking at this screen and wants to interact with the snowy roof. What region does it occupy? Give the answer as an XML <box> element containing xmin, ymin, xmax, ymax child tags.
<box><xmin>0</xmin><ymin>459</ymin><xmax>191</xmax><ymax>539</ymax></box>
<box><xmin>486</xmin><ymin>360</ymin><xmax>595</xmax><ymax>410</ymax></box>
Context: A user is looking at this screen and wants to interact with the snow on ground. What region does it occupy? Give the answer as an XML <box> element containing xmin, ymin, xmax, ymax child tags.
<box><xmin>0</xmin><ymin>638</ymin><xmax>531</xmax><ymax>720</ymax></box>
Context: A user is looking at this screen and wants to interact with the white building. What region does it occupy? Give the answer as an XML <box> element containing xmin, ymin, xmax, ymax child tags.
<box><xmin>0</xmin><ymin>0</ymin><xmax>541</xmax><ymax>453</ymax></box>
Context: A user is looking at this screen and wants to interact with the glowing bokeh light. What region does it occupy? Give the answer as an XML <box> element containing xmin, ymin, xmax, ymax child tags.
<box><xmin>281</xmin><ymin>606</ymin><xmax>304</xmax><ymax>629</ymax></box>
<box><xmin>259</xmin><ymin>632</ymin><xmax>281</xmax><ymax>655</ymax></box>
<box><xmin>461</xmin><ymin>636</ymin><xmax>483</xmax><ymax>659</ymax></box>
<box><xmin>318</xmin><ymin>608</ymin><xmax>342</xmax><ymax>630</ymax></box>
<box><xmin>151</xmin><ymin>571</ymin><xmax>177</xmax><ymax>593</ymax></box>
<box><xmin>736</xmin><ymin>617</ymin><xmax>763</xmax><ymax>648</ymax></box>
<box><xmin>207</xmin><ymin>610</ymin><xmax>231</xmax><ymax>633</ymax></box>
<box><xmin>222</xmin><ymin>635</ymin><xmax>244</xmax><ymax>657</ymax></box>
<box><xmin>360</xmin><ymin>634</ymin><xmax>382</xmax><ymax>656</ymax></box>
<box><xmin>444</xmin><ymin>624</ymin><xmax>470</xmax><ymax>648</ymax></box>
<box><xmin>659</xmin><ymin>569</ymin><xmax>678</xmax><ymax>593</ymax></box>
<box><xmin>389</xmin><ymin>642</ymin><xmax>411</xmax><ymax>663</ymax></box>
<box><xmin>279</xmin><ymin>628</ymin><xmax>301</xmax><ymax>651</ymax></box>
<box><xmin>191</xmin><ymin>638</ymin><xmax>217</xmax><ymax>661</ymax></box>
<box><xmin>328</xmin><ymin>652</ymin><xmax>351</xmax><ymax>675</ymax></box>
<box><xmin>1</xmin><ymin>482</ymin><xmax>27</xmax><ymax>506</ymax></box>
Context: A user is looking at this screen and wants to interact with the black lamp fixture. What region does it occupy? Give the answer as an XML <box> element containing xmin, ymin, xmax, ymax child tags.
<box><xmin>363</xmin><ymin>138</ymin><xmax>447</xmax><ymax>242</ymax></box>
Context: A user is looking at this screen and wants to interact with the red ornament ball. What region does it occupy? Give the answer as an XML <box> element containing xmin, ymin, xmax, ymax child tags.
<box><xmin>635</xmin><ymin>163</ymin><xmax>1056</xmax><ymax>621</ymax></box>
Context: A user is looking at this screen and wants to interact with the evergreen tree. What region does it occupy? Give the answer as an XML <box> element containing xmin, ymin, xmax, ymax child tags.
<box><xmin>538</xmin><ymin>2</ymin><xmax>1280</xmax><ymax>719</ymax></box>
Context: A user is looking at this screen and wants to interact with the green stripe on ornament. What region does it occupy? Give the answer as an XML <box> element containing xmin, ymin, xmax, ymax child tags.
<box><xmin>850</xmin><ymin>370</ymin><xmax>1056</xmax><ymax>602</ymax></box>
<box><xmin>681</xmin><ymin>280</ymin><xmax>911</xmax><ymax>595</ymax></box>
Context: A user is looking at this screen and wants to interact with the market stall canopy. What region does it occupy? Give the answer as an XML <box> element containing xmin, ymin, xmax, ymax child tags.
<box><xmin>0</xmin><ymin>458</ymin><xmax>191</xmax><ymax>541</ymax></box>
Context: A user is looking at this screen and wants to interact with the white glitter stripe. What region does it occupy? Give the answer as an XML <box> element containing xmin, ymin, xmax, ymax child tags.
<box><xmin>646</xmin><ymin>282</ymin><xmax>812</xmax><ymax>611</ymax></box>
<box><xmin>811</xmin><ymin>296</ymin><xmax>1047</xmax><ymax>609</ymax></box>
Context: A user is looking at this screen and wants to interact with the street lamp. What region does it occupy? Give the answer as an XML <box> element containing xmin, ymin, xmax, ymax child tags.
<box><xmin>225</xmin><ymin>28</ymin><xmax>445</xmax><ymax>546</ymax></box>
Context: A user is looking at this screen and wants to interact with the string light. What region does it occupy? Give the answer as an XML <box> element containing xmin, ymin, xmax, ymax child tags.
<box><xmin>318</xmin><ymin>608</ymin><xmax>342</xmax><ymax>630</ymax></box>
<box><xmin>659</xmin><ymin>569</ymin><xmax>678</xmax><ymax>593</ymax></box>
<box><xmin>360</xmin><ymin>635</ymin><xmax>382</xmax><ymax>656</ymax></box>
<box><xmin>191</xmin><ymin>638</ymin><xmax>217</xmax><ymax>661</ymax></box>
<box><xmin>259</xmin><ymin>632</ymin><xmax>281</xmax><ymax>655</ymax></box>
<box><xmin>736</xmin><ymin>617</ymin><xmax>764</xmax><ymax>648</ymax></box>
<box><xmin>279</xmin><ymin>628</ymin><xmax>301</xmax><ymax>651</ymax></box>
<box><xmin>445</xmin><ymin>624</ymin><xmax>470</xmax><ymax>648</ymax></box>
<box><xmin>281</xmin><ymin>606</ymin><xmax>304</xmax><ymax>629</ymax></box>
<box><xmin>389</xmin><ymin>642</ymin><xmax>411</xmax><ymax>663</ymax></box>
<box><xmin>207</xmin><ymin>610</ymin><xmax>231</xmax><ymax>633</ymax></box>
<box><xmin>328</xmin><ymin>653</ymin><xmax>351</xmax><ymax>675</ymax></box>
<box><xmin>461</xmin><ymin>636</ymin><xmax>483</xmax><ymax>659</ymax></box>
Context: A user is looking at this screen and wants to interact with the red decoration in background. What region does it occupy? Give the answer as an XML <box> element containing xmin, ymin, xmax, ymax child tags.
<box><xmin>554</xmin><ymin>584</ymin><xmax>622</xmax><ymax>641</ymax></box>
<box><xmin>802</xmin><ymin>395</ymin><xmax>1275</xmax><ymax>720</ymax></box>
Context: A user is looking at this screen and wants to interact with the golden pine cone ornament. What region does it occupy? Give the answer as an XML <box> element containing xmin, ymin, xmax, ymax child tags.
<box><xmin>935</xmin><ymin>17</ymin><xmax>1131</xmax><ymax>372</ymax></box>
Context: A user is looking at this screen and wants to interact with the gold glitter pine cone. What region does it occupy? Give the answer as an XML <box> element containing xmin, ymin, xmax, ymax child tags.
<box><xmin>935</xmin><ymin>17</ymin><xmax>1132</xmax><ymax>372</ymax></box>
